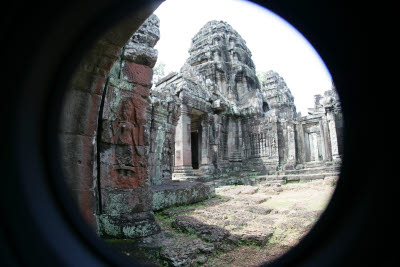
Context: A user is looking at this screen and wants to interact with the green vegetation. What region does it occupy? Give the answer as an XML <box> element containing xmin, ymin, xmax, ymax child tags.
<box><xmin>256</xmin><ymin>71</ymin><xmax>268</xmax><ymax>83</ymax></box>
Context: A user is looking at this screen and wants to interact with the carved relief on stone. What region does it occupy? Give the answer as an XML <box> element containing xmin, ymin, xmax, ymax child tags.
<box><xmin>104</xmin><ymin>97</ymin><xmax>147</xmax><ymax>188</ymax></box>
<box><xmin>112</xmin><ymin>97</ymin><xmax>143</xmax><ymax>148</ymax></box>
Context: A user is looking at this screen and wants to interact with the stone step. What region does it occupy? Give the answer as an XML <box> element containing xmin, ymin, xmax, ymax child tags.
<box><xmin>283</xmin><ymin>166</ymin><xmax>340</xmax><ymax>175</ymax></box>
<box><xmin>151</xmin><ymin>181</ymin><xmax>216</xmax><ymax>211</ymax></box>
<box><xmin>269</xmin><ymin>172</ymin><xmax>340</xmax><ymax>182</ymax></box>
<box><xmin>262</xmin><ymin>180</ymin><xmax>286</xmax><ymax>186</ymax></box>
<box><xmin>264</xmin><ymin>171</ymin><xmax>339</xmax><ymax>182</ymax></box>
<box><xmin>304</xmin><ymin>161</ymin><xmax>326</xmax><ymax>167</ymax></box>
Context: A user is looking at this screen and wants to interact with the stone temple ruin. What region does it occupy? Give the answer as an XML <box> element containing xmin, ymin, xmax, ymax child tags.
<box><xmin>60</xmin><ymin>14</ymin><xmax>342</xmax><ymax>240</ymax></box>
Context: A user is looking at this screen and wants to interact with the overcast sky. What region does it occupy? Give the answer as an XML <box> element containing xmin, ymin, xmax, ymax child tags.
<box><xmin>153</xmin><ymin>0</ymin><xmax>333</xmax><ymax>114</ymax></box>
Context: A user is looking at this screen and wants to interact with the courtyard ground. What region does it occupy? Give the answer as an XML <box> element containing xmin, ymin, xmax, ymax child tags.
<box><xmin>105</xmin><ymin>178</ymin><xmax>337</xmax><ymax>266</ymax></box>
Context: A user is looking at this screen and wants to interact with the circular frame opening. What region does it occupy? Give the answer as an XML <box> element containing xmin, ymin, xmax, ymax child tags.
<box><xmin>1</xmin><ymin>0</ymin><xmax>378</xmax><ymax>266</ymax></box>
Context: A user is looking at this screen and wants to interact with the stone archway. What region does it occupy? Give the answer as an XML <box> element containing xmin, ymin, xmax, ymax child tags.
<box><xmin>59</xmin><ymin>4</ymin><xmax>162</xmax><ymax>237</ymax></box>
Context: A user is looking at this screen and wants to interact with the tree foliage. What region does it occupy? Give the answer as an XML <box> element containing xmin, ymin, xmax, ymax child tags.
<box><xmin>153</xmin><ymin>62</ymin><xmax>166</xmax><ymax>85</ymax></box>
<box><xmin>256</xmin><ymin>71</ymin><xmax>268</xmax><ymax>83</ymax></box>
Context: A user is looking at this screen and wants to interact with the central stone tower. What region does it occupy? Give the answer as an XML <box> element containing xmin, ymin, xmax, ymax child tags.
<box><xmin>182</xmin><ymin>20</ymin><xmax>262</xmax><ymax>112</ymax></box>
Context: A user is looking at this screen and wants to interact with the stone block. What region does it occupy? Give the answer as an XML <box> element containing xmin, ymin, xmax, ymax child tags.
<box><xmin>60</xmin><ymin>89</ymin><xmax>101</xmax><ymax>137</ymax></box>
<box><xmin>122</xmin><ymin>61</ymin><xmax>153</xmax><ymax>87</ymax></box>
<box><xmin>101</xmin><ymin>188</ymin><xmax>153</xmax><ymax>215</ymax></box>
<box><xmin>60</xmin><ymin>134</ymin><xmax>95</xmax><ymax>191</ymax></box>
<box><xmin>69</xmin><ymin>71</ymin><xmax>106</xmax><ymax>95</ymax></box>
<box><xmin>72</xmin><ymin>189</ymin><xmax>98</xmax><ymax>228</ymax></box>
<box><xmin>78</xmin><ymin>51</ymin><xmax>117</xmax><ymax>76</ymax></box>
<box><xmin>98</xmin><ymin>211</ymin><xmax>161</xmax><ymax>238</ymax></box>
<box><xmin>100</xmin><ymin>163</ymin><xmax>148</xmax><ymax>189</ymax></box>
<box><xmin>99</xmin><ymin>143</ymin><xmax>148</xmax><ymax>168</ymax></box>
<box><xmin>123</xmin><ymin>45</ymin><xmax>158</xmax><ymax>68</ymax></box>
<box><xmin>60</xmin><ymin>133</ymin><xmax>95</xmax><ymax>166</ymax></box>
<box><xmin>152</xmin><ymin>181</ymin><xmax>216</xmax><ymax>211</ymax></box>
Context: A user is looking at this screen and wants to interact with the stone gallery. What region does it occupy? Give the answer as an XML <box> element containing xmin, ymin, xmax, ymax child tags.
<box><xmin>60</xmin><ymin>13</ymin><xmax>342</xmax><ymax>239</ymax></box>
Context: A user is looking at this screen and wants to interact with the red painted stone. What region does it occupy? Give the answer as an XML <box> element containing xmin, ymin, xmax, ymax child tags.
<box><xmin>93</xmin><ymin>75</ymin><xmax>106</xmax><ymax>95</ymax></box>
<box><xmin>122</xmin><ymin>61</ymin><xmax>153</xmax><ymax>86</ymax></box>
<box><xmin>86</xmin><ymin>93</ymin><xmax>101</xmax><ymax>137</ymax></box>
<box><xmin>133</xmin><ymin>84</ymin><xmax>150</xmax><ymax>98</ymax></box>
<box><xmin>78</xmin><ymin>189</ymin><xmax>97</xmax><ymax>228</ymax></box>
<box><xmin>108</xmin><ymin>165</ymin><xmax>147</xmax><ymax>188</ymax></box>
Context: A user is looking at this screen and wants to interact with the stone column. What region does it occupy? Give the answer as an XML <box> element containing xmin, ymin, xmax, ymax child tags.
<box><xmin>238</xmin><ymin>119</ymin><xmax>243</xmax><ymax>157</ymax></box>
<box><xmin>285</xmin><ymin>121</ymin><xmax>296</xmax><ymax>169</ymax></box>
<box><xmin>310</xmin><ymin>133</ymin><xmax>319</xmax><ymax>161</ymax></box>
<box><xmin>227</xmin><ymin>117</ymin><xmax>235</xmax><ymax>157</ymax></box>
<box><xmin>96</xmin><ymin>14</ymin><xmax>162</xmax><ymax>239</ymax></box>
<box><xmin>210</xmin><ymin>114</ymin><xmax>220</xmax><ymax>170</ymax></box>
<box><xmin>200</xmin><ymin>114</ymin><xmax>212</xmax><ymax>173</ymax></box>
<box><xmin>227</xmin><ymin>117</ymin><xmax>242</xmax><ymax>171</ymax></box>
<box><xmin>173</xmin><ymin>104</ymin><xmax>193</xmax><ymax>178</ymax></box>
<box><xmin>298</xmin><ymin>123</ymin><xmax>307</xmax><ymax>164</ymax></box>
<box><xmin>322</xmin><ymin>118</ymin><xmax>332</xmax><ymax>161</ymax></box>
<box><xmin>326</xmin><ymin>107</ymin><xmax>340</xmax><ymax>162</ymax></box>
<box><xmin>320</xmin><ymin>120</ymin><xmax>330</xmax><ymax>161</ymax></box>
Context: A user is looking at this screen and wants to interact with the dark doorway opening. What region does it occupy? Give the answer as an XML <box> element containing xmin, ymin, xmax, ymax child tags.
<box><xmin>263</xmin><ymin>102</ymin><xmax>270</xmax><ymax>112</ymax></box>
<box><xmin>191</xmin><ymin>131</ymin><xmax>199</xmax><ymax>169</ymax></box>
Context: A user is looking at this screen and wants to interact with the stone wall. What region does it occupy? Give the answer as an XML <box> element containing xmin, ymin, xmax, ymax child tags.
<box><xmin>60</xmin><ymin>6</ymin><xmax>163</xmax><ymax>234</ymax></box>
<box><xmin>148</xmin><ymin>90</ymin><xmax>181</xmax><ymax>186</ymax></box>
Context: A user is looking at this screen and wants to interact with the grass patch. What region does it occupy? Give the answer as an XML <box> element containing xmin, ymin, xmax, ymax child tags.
<box><xmin>285</xmin><ymin>180</ymin><xmax>300</xmax><ymax>184</ymax></box>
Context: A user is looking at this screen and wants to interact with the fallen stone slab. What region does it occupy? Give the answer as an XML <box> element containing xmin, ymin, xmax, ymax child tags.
<box><xmin>171</xmin><ymin>216</ymin><xmax>230</xmax><ymax>243</ymax></box>
<box><xmin>160</xmin><ymin>238</ymin><xmax>214</xmax><ymax>267</ymax></box>
<box><xmin>245</xmin><ymin>206</ymin><xmax>274</xmax><ymax>215</ymax></box>
<box><xmin>152</xmin><ymin>181</ymin><xmax>215</xmax><ymax>211</ymax></box>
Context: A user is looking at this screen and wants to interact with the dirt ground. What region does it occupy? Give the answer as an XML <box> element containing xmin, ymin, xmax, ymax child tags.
<box><xmin>107</xmin><ymin>179</ymin><xmax>336</xmax><ymax>266</ymax></box>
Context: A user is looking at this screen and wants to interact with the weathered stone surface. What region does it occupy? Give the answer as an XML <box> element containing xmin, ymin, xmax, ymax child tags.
<box><xmin>101</xmin><ymin>188</ymin><xmax>153</xmax><ymax>214</ymax></box>
<box><xmin>172</xmin><ymin>216</ymin><xmax>231</xmax><ymax>243</ymax></box>
<box><xmin>98</xmin><ymin>211</ymin><xmax>161</xmax><ymax>238</ymax></box>
<box><xmin>60</xmin><ymin>89</ymin><xmax>102</xmax><ymax>136</ymax></box>
<box><xmin>59</xmin><ymin>8</ymin><xmax>163</xmax><ymax>231</ymax></box>
<box><xmin>152</xmin><ymin>20</ymin><xmax>343</xmax><ymax>181</ymax></box>
<box><xmin>160</xmin><ymin>238</ymin><xmax>214</xmax><ymax>267</ymax></box>
<box><xmin>96</xmin><ymin>14</ymin><xmax>161</xmax><ymax>238</ymax></box>
<box><xmin>148</xmin><ymin>90</ymin><xmax>181</xmax><ymax>185</ymax></box>
<box><xmin>152</xmin><ymin>181</ymin><xmax>215</xmax><ymax>211</ymax></box>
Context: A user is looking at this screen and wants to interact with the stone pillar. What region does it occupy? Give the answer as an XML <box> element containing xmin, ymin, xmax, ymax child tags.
<box><xmin>310</xmin><ymin>133</ymin><xmax>319</xmax><ymax>161</ymax></box>
<box><xmin>210</xmin><ymin>114</ymin><xmax>220</xmax><ymax>170</ymax></box>
<box><xmin>200</xmin><ymin>114</ymin><xmax>212</xmax><ymax>173</ymax></box>
<box><xmin>227</xmin><ymin>117</ymin><xmax>235</xmax><ymax>157</ymax></box>
<box><xmin>59</xmin><ymin>13</ymin><xmax>161</xmax><ymax>231</ymax></box>
<box><xmin>285</xmin><ymin>121</ymin><xmax>296</xmax><ymax>169</ymax></box>
<box><xmin>96</xmin><ymin>14</ymin><xmax>162</xmax><ymax>239</ymax></box>
<box><xmin>173</xmin><ymin>104</ymin><xmax>193</xmax><ymax>178</ymax></box>
<box><xmin>319</xmin><ymin>120</ymin><xmax>328</xmax><ymax>161</ymax></box>
<box><xmin>326</xmin><ymin>107</ymin><xmax>340</xmax><ymax>162</ymax></box>
<box><xmin>322</xmin><ymin>118</ymin><xmax>332</xmax><ymax>161</ymax></box>
<box><xmin>238</xmin><ymin>119</ymin><xmax>243</xmax><ymax>157</ymax></box>
<box><xmin>297</xmin><ymin>123</ymin><xmax>306</xmax><ymax>164</ymax></box>
<box><xmin>227</xmin><ymin>117</ymin><xmax>242</xmax><ymax>171</ymax></box>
